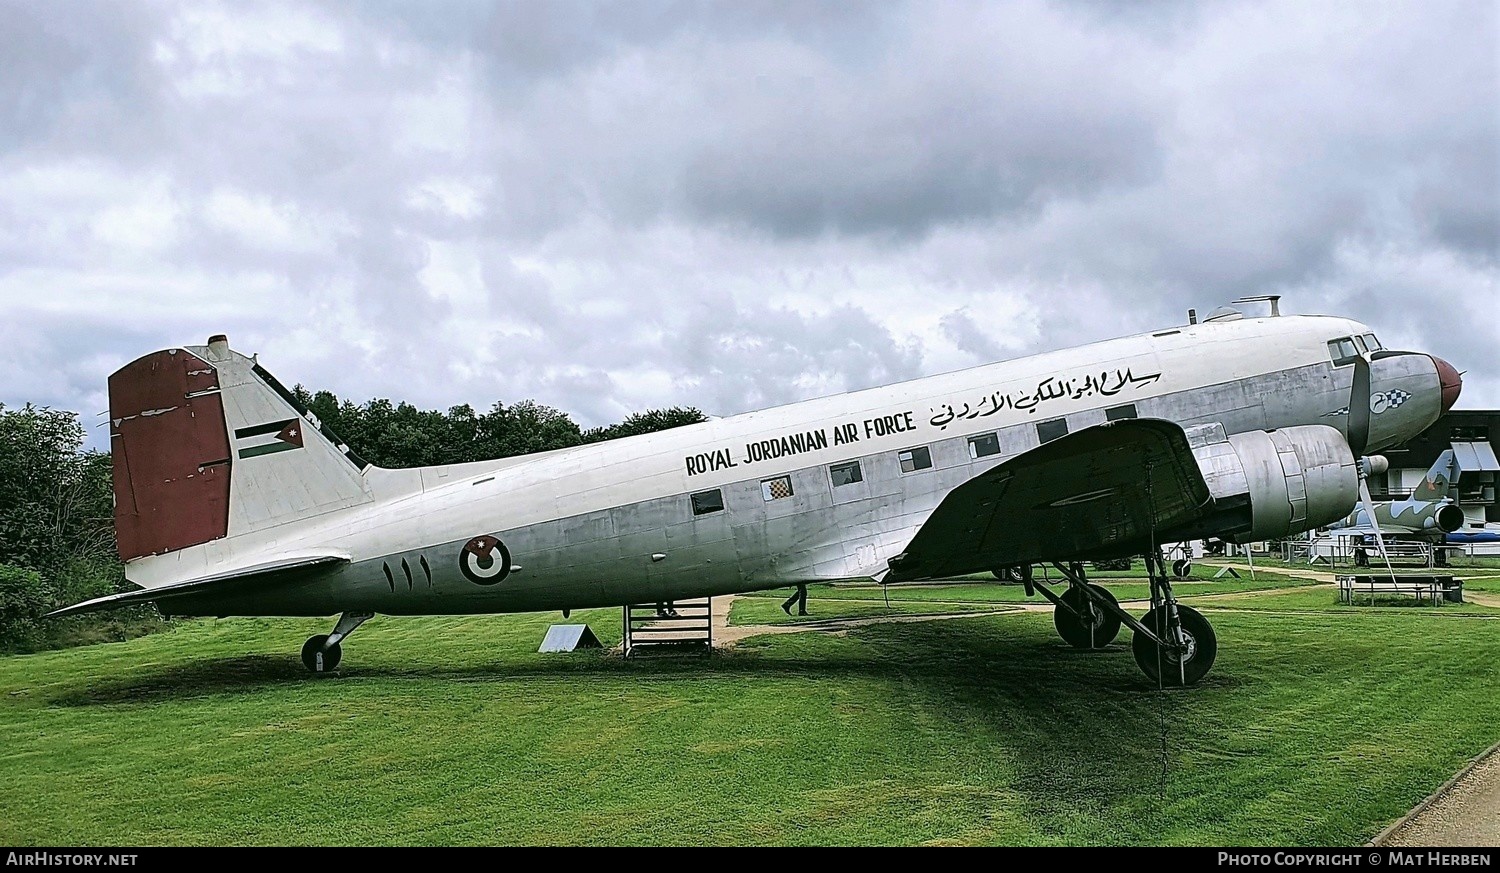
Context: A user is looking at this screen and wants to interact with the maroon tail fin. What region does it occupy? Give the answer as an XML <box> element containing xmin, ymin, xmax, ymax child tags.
<box><xmin>110</xmin><ymin>348</ymin><xmax>232</xmax><ymax>560</ymax></box>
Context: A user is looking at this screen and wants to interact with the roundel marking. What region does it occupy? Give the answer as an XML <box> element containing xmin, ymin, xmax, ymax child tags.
<box><xmin>459</xmin><ymin>535</ymin><xmax>512</xmax><ymax>585</ymax></box>
<box><xmin>1370</xmin><ymin>393</ymin><xmax>1389</xmax><ymax>415</ymax></box>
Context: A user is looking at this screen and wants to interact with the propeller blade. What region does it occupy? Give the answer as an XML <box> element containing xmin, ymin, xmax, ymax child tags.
<box><xmin>1356</xmin><ymin>475</ymin><xmax>1397</xmax><ymax>583</ymax></box>
<box><xmin>1348</xmin><ymin>354</ymin><xmax>1371</xmax><ymax>456</ymax></box>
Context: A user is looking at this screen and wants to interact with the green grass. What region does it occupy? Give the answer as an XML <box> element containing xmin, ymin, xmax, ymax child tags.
<box><xmin>743</xmin><ymin>575</ymin><xmax>1319</xmax><ymax>610</ymax></box>
<box><xmin>950</xmin><ymin>562</ymin><xmax>1228</xmax><ymax>582</ymax></box>
<box><xmin>729</xmin><ymin>594</ymin><xmax>999</xmax><ymax>627</ymax></box>
<box><xmin>2</xmin><ymin>600</ymin><xmax>1499</xmax><ymax>846</ymax></box>
<box><xmin>1196</xmin><ymin>587</ymin><xmax>1500</xmax><ymax>614</ymax></box>
<box><xmin>1211</xmin><ymin>554</ymin><xmax>1500</xmax><ymax>578</ymax></box>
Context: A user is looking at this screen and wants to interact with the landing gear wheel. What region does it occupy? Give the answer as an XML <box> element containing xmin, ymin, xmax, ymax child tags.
<box><xmin>1132</xmin><ymin>605</ymin><xmax>1217</xmax><ymax>686</ymax></box>
<box><xmin>992</xmin><ymin>563</ymin><xmax>1034</xmax><ymax>583</ymax></box>
<box><xmin>1172</xmin><ymin>559</ymin><xmax>1193</xmax><ymax>579</ymax></box>
<box><xmin>1054</xmin><ymin>585</ymin><xmax>1122</xmax><ymax>649</ymax></box>
<box><xmin>301</xmin><ymin>634</ymin><xmax>342</xmax><ymax>673</ymax></box>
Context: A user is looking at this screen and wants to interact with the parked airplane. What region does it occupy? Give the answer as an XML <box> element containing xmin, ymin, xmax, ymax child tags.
<box><xmin>1327</xmin><ymin>450</ymin><xmax>1465</xmax><ymax>565</ymax></box>
<box><xmin>53</xmin><ymin>301</ymin><xmax>1462</xmax><ymax>686</ymax></box>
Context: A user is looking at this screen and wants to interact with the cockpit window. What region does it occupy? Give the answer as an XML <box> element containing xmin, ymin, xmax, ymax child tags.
<box><xmin>1361</xmin><ymin>333</ymin><xmax>1382</xmax><ymax>352</ymax></box>
<box><xmin>1327</xmin><ymin>337</ymin><xmax>1360</xmax><ymax>366</ymax></box>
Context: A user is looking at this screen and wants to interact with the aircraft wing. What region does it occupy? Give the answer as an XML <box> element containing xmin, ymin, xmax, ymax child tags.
<box><xmin>47</xmin><ymin>554</ymin><xmax>348</xmax><ymax>617</ymax></box>
<box><xmin>887</xmin><ymin>419</ymin><xmax>1214</xmax><ymax>582</ymax></box>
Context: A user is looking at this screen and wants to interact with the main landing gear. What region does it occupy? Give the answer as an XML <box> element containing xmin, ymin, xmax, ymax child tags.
<box><xmin>301</xmin><ymin>612</ymin><xmax>372</xmax><ymax>674</ymax></box>
<box><xmin>1030</xmin><ymin>556</ymin><xmax>1217</xmax><ymax>686</ymax></box>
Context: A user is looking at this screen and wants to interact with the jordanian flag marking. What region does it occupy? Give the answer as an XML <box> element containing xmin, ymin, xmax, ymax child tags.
<box><xmin>235</xmin><ymin>419</ymin><xmax>305</xmax><ymax>459</ymax></box>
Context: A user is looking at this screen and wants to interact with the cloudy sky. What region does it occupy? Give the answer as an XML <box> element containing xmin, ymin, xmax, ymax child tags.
<box><xmin>1</xmin><ymin>0</ymin><xmax>1495</xmax><ymax>450</ymax></box>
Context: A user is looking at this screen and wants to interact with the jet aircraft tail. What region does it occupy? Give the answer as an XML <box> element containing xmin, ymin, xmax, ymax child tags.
<box><xmin>1410</xmin><ymin>449</ymin><xmax>1459</xmax><ymax>502</ymax></box>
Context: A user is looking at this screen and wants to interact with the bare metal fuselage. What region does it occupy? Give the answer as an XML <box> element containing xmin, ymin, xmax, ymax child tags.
<box><xmin>141</xmin><ymin>315</ymin><xmax>1442</xmax><ymax>618</ymax></box>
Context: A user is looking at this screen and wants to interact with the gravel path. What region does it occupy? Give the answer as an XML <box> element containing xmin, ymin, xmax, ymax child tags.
<box><xmin>1380</xmin><ymin>744</ymin><xmax>1500</xmax><ymax>847</ymax></box>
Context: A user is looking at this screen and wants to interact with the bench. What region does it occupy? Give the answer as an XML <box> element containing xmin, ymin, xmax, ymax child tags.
<box><xmin>1335</xmin><ymin>574</ymin><xmax>1464</xmax><ymax>606</ymax></box>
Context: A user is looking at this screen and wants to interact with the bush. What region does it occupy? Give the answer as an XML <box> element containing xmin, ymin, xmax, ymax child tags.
<box><xmin>0</xmin><ymin>564</ymin><xmax>51</xmax><ymax>651</ymax></box>
<box><xmin>52</xmin><ymin>555</ymin><xmax>124</xmax><ymax>605</ymax></box>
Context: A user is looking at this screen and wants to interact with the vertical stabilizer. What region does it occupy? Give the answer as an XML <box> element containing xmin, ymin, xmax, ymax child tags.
<box><xmin>109</xmin><ymin>337</ymin><xmax>374</xmax><ymax>561</ymax></box>
<box><xmin>1411</xmin><ymin>449</ymin><xmax>1459</xmax><ymax>501</ymax></box>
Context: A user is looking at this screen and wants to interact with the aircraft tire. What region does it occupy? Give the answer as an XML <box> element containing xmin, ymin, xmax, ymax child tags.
<box><xmin>301</xmin><ymin>634</ymin><xmax>342</xmax><ymax>673</ymax></box>
<box><xmin>1132</xmin><ymin>605</ymin><xmax>1216</xmax><ymax>687</ymax></box>
<box><xmin>1054</xmin><ymin>584</ymin><xmax>1121</xmax><ymax>649</ymax></box>
<box><xmin>1172</xmin><ymin>559</ymin><xmax>1193</xmax><ymax>579</ymax></box>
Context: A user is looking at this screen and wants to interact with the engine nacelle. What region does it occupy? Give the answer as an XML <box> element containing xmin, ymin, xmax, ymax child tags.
<box><xmin>1187</xmin><ymin>424</ymin><xmax>1360</xmax><ymax>544</ymax></box>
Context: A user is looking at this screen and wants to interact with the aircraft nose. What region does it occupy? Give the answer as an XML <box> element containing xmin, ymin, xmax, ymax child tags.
<box><xmin>1432</xmin><ymin>355</ymin><xmax>1462</xmax><ymax>413</ymax></box>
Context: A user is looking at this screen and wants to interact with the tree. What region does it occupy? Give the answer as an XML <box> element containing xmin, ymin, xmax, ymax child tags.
<box><xmin>0</xmin><ymin>405</ymin><xmax>118</xmax><ymax>650</ymax></box>
<box><xmin>288</xmin><ymin>387</ymin><xmax>704</xmax><ymax>467</ymax></box>
<box><xmin>582</xmin><ymin>407</ymin><xmax>707</xmax><ymax>443</ymax></box>
<box><xmin>0</xmin><ymin>404</ymin><xmax>113</xmax><ymax>574</ymax></box>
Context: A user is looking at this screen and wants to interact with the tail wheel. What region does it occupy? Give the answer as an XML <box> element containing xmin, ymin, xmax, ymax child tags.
<box><xmin>1172</xmin><ymin>559</ymin><xmax>1193</xmax><ymax>579</ymax></box>
<box><xmin>1132</xmin><ymin>605</ymin><xmax>1217</xmax><ymax>687</ymax></box>
<box><xmin>1054</xmin><ymin>584</ymin><xmax>1122</xmax><ymax>649</ymax></box>
<box><xmin>301</xmin><ymin>634</ymin><xmax>342</xmax><ymax>673</ymax></box>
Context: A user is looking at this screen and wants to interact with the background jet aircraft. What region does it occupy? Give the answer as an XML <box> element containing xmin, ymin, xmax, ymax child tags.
<box><xmin>1328</xmin><ymin>450</ymin><xmax>1464</xmax><ymax>557</ymax></box>
<box><xmin>1339</xmin><ymin>449</ymin><xmax>1464</xmax><ymax>536</ymax></box>
<box><xmin>54</xmin><ymin>303</ymin><xmax>1462</xmax><ymax>687</ymax></box>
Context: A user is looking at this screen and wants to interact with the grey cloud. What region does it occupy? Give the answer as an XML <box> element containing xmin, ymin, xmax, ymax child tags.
<box><xmin>667</xmin><ymin>300</ymin><xmax>925</xmax><ymax>415</ymax></box>
<box><xmin>0</xmin><ymin>0</ymin><xmax>166</xmax><ymax>155</ymax></box>
<box><xmin>367</xmin><ymin>0</ymin><xmax>894</xmax><ymax>89</ymax></box>
<box><xmin>468</xmin><ymin>1</ymin><xmax>1165</xmax><ymax>240</ymax></box>
<box><xmin>939</xmin><ymin>309</ymin><xmax>1005</xmax><ymax>364</ymax></box>
<box><xmin>1</xmin><ymin>0</ymin><xmax>1497</xmax><ymax>454</ymax></box>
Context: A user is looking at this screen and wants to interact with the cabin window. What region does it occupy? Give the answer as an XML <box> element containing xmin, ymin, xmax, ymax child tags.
<box><xmin>829</xmin><ymin>460</ymin><xmax>863</xmax><ymax>486</ymax></box>
<box><xmin>1361</xmin><ymin>333</ymin><xmax>1383</xmax><ymax>352</ymax></box>
<box><xmin>1105</xmin><ymin>404</ymin><xmax>1138</xmax><ymax>422</ymax></box>
<box><xmin>1327</xmin><ymin>337</ymin><xmax>1360</xmax><ymax>366</ymax></box>
<box><xmin>968</xmin><ymin>432</ymin><xmax>1001</xmax><ymax>459</ymax></box>
<box><xmin>899</xmin><ymin>446</ymin><xmax>933</xmax><ymax>473</ymax></box>
<box><xmin>691</xmin><ymin>489</ymin><xmax>724</xmax><ymax>515</ymax></box>
<box><xmin>1037</xmin><ymin>418</ymin><xmax>1069</xmax><ymax>444</ymax></box>
<box><xmin>761</xmin><ymin>475</ymin><xmax>794</xmax><ymax>501</ymax></box>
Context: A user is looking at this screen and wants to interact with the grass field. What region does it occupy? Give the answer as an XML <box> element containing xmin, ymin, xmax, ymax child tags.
<box><xmin>3</xmin><ymin>578</ymin><xmax>1499</xmax><ymax>847</ymax></box>
<box><xmin>729</xmin><ymin>593</ymin><xmax>1001</xmax><ymax>627</ymax></box>
<box><xmin>1194</xmin><ymin>587</ymin><xmax>1500</xmax><ymax>614</ymax></box>
<box><xmin>1211</xmin><ymin>555</ymin><xmax>1500</xmax><ymax>579</ymax></box>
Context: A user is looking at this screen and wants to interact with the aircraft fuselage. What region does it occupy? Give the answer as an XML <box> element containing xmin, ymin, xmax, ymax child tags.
<box><xmin>138</xmin><ymin>314</ymin><xmax>1446</xmax><ymax>617</ymax></box>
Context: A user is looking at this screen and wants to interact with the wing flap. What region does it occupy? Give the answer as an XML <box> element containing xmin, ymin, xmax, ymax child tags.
<box><xmin>888</xmin><ymin>419</ymin><xmax>1213</xmax><ymax>581</ymax></box>
<box><xmin>47</xmin><ymin>554</ymin><xmax>348</xmax><ymax>617</ymax></box>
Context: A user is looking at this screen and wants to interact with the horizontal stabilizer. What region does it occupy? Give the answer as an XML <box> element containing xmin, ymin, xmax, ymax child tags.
<box><xmin>47</xmin><ymin>555</ymin><xmax>348</xmax><ymax>618</ymax></box>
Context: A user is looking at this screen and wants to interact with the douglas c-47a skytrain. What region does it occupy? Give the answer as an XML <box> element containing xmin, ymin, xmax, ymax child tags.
<box><xmin>54</xmin><ymin>299</ymin><xmax>1462</xmax><ymax>686</ymax></box>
